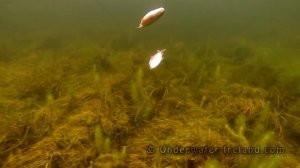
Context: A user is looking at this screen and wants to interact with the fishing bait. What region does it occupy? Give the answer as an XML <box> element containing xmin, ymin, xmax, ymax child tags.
<box><xmin>149</xmin><ymin>49</ymin><xmax>166</xmax><ymax>69</ymax></box>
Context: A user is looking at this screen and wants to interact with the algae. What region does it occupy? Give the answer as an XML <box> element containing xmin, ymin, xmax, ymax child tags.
<box><xmin>0</xmin><ymin>21</ymin><xmax>300</xmax><ymax>168</ymax></box>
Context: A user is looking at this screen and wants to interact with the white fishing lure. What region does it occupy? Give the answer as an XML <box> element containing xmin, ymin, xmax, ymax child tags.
<box><xmin>149</xmin><ymin>49</ymin><xmax>166</xmax><ymax>69</ymax></box>
<box><xmin>138</xmin><ymin>7</ymin><xmax>165</xmax><ymax>28</ymax></box>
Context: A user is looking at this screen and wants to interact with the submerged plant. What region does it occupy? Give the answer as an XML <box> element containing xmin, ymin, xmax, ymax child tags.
<box><xmin>0</xmin><ymin>36</ymin><xmax>299</xmax><ymax>168</ymax></box>
<box><xmin>224</xmin><ymin>102</ymin><xmax>287</xmax><ymax>168</ymax></box>
<box><xmin>94</xmin><ymin>125</ymin><xmax>112</xmax><ymax>155</ymax></box>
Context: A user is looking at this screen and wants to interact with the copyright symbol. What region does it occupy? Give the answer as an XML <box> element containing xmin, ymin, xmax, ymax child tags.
<box><xmin>146</xmin><ymin>144</ymin><xmax>155</xmax><ymax>154</ymax></box>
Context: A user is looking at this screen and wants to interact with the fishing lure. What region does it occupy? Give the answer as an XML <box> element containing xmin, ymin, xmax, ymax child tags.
<box><xmin>138</xmin><ymin>7</ymin><xmax>165</xmax><ymax>28</ymax></box>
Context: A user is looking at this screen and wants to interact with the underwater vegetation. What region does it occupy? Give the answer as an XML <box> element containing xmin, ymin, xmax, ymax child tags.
<box><xmin>0</xmin><ymin>36</ymin><xmax>300</xmax><ymax>168</ymax></box>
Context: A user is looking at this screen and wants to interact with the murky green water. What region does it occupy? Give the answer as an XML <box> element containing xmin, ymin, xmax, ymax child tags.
<box><xmin>0</xmin><ymin>0</ymin><xmax>299</xmax><ymax>167</ymax></box>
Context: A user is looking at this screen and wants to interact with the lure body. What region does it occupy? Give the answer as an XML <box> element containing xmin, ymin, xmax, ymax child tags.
<box><xmin>149</xmin><ymin>49</ymin><xmax>166</xmax><ymax>69</ymax></box>
<box><xmin>138</xmin><ymin>7</ymin><xmax>165</xmax><ymax>28</ymax></box>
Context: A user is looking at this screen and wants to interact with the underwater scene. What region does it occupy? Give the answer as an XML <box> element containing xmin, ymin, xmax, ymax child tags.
<box><xmin>0</xmin><ymin>0</ymin><xmax>300</xmax><ymax>167</ymax></box>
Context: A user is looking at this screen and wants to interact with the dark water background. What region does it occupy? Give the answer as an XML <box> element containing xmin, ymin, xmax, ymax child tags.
<box><xmin>1</xmin><ymin>0</ymin><xmax>300</xmax><ymax>42</ymax></box>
